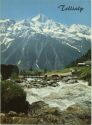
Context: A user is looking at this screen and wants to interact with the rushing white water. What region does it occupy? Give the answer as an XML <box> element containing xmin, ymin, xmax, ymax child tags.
<box><xmin>24</xmin><ymin>78</ymin><xmax>91</xmax><ymax>111</ymax></box>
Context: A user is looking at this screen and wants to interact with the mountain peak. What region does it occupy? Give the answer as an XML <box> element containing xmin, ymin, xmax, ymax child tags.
<box><xmin>31</xmin><ymin>14</ymin><xmax>49</xmax><ymax>23</ymax></box>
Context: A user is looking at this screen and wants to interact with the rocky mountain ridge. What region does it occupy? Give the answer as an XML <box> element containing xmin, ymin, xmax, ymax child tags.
<box><xmin>0</xmin><ymin>14</ymin><xmax>91</xmax><ymax>70</ymax></box>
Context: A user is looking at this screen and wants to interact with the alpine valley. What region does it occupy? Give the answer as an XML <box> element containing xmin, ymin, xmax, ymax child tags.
<box><xmin>0</xmin><ymin>14</ymin><xmax>91</xmax><ymax>70</ymax></box>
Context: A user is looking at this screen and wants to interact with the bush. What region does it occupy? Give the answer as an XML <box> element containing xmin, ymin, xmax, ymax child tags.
<box><xmin>1</xmin><ymin>80</ymin><xmax>27</xmax><ymax>113</ymax></box>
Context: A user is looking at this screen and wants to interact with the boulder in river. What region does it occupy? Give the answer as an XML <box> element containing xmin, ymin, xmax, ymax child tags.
<box><xmin>28</xmin><ymin>101</ymin><xmax>61</xmax><ymax>117</ymax></box>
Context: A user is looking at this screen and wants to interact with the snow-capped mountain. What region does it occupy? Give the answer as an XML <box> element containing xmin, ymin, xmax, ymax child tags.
<box><xmin>0</xmin><ymin>14</ymin><xmax>91</xmax><ymax>70</ymax></box>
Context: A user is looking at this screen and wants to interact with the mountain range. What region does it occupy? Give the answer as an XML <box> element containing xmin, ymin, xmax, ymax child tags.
<box><xmin>0</xmin><ymin>14</ymin><xmax>91</xmax><ymax>70</ymax></box>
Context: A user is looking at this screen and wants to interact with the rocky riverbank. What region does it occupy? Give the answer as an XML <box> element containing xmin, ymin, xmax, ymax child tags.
<box><xmin>0</xmin><ymin>100</ymin><xmax>91</xmax><ymax>125</ymax></box>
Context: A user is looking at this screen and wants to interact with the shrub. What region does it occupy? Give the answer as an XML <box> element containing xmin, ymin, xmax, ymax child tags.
<box><xmin>1</xmin><ymin>80</ymin><xmax>27</xmax><ymax>113</ymax></box>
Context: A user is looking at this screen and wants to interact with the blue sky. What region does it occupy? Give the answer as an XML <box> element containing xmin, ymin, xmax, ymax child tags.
<box><xmin>0</xmin><ymin>0</ymin><xmax>91</xmax><ymax>26</ymax></box>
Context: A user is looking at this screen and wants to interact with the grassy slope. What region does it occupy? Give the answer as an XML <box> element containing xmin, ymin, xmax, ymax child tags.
<box><xmin>46</xmin><ymin>67</ymin><xmax>75</xmax><ymax>75</ymax></box>
<box><xmin>46</xmin><ymin>66</ymin><xmax>91</xmax><ymax>85</ymax></box>
<box><xmin>74</xmin><ymin>66</ymin><xmax>91</xmax><ymax>85</ymax></box>
<box><xmin>46</xmin><ymin>49</ymin><xmax>91</xmax><ymax>85</ymax></box>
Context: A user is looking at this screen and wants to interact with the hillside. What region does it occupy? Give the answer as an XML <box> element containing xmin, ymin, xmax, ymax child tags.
<box><xmin>67</xmin><ymin>49</ymin><xmax>91</xmax><ymax>67</ymax></box>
